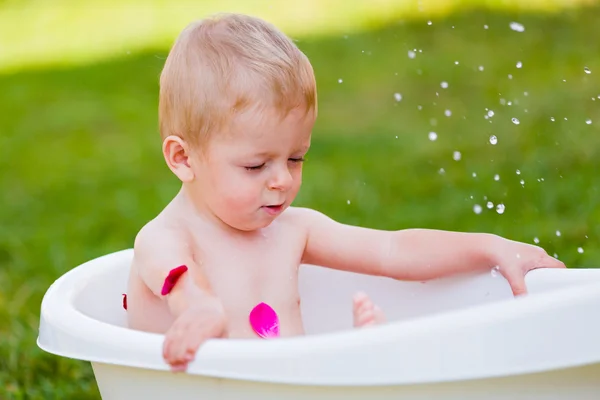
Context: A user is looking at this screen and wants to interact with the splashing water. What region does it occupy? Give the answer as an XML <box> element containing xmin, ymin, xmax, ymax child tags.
<box><xmin>408</xmin><ymin>50</ymin><xmax>416</xmax><ymax>59</ymax></box>
<box><xmin>428</xmin><ymin>132</ymin><xmax>438</xmax><ymax>141</ymax></box>
<box><xmin>516</xmin><ymin>169</ymin><xmax>521</xmax><ymax>175</ymax></box>
<box><xmin>473</xmin><ymin>204</ymin><xmax>483</xmax><ymax>214</ymax></box>
<box><xmin>440</xmin><ymin>81</ymin><xmax>449</xmax><ymax>89</ymax></box>
<box><xmin>578</xmin><ymin>247</ymin><xmax>584</xmax><ymax>254</ymax></box>
<box><xmin>584</xmin><ymin>67</ymin><xmax>591</xmax><ymax>74</ymax></box>
<box><xmin>509</xmin><ymin>22</ymin><xmax>525</xmax><ymax>32</ymax></box>
<box><xmin>394</xmin><ymin>93</ymin><xmax>402</xmax><ymax>102</ymax></box>
<box><xmin>496</xmin><ymin>203</ymin><xmax>505</xmax><ymax>214</ymax></box>
<box><xmin>550</xmin><ymin>117</ymin><xmax>555</xmax><ymax>122</ymax></box>
<box><xmin>494</xmin><ymin>174</ymin><xmax>500</xmax><ymax>181</ymax></box>
<box><xmin>516</xmin><ymin>61</ymin><xmax>523</xmax><ymax>69</ymax></box>
<box><xmin>487</xmin><ymin>110</ymin><xmax>495</xmax><ymax>117</ymax></box>
<box><xmin>512</xmin><ymin>118</ymin><xmax>520</xmax><ymax>125</ymax></box>
<box><xmin>534</xmin><ymin>237</ymin><xmax>540</xmax><ymax>244</ymax></box>
<box><xmin>453</xmin><ymin>151</ymin><xmax>462</xmax><ymax>161</ymax></box>
<box><xmin>487</xmin><ymin>201</ymin><xmax>494</xmax><ymax>209</ymax></box>
<box><xmin>444</xmin><ymin>109</ymin><xmax>452</xmax><ymax>117</ymax></box>
<box><xmin>586</xmin><ymin>119</ymin><xmax>592</xmax><ymax>125</ymax></box>
<box><xmin>491</xmin><ymin>266</ymin><xmax>500</xmax><ymax>278</ymax></box>
<box><xmin>520</xmin><ymin>179</ymin><xmax>525</xmax><ymax>186</ymax></box>
<box><xmin>489</xmin><ymin>135</ymin><xmax>498</xmax><ymax>145</ymax></box>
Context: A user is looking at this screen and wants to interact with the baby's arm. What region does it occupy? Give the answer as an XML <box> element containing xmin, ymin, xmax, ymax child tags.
<box><xmin>133</xmin><ymin>226</ymin><xmax>227</xmax><ymax>371</ymax></box>
<box><xmin>294</xmin><ymin>207</ymin><xmax>564</xmax><ymax>295</ymax></box>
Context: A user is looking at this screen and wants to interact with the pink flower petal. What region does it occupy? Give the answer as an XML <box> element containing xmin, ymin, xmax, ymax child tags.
<box><xmin>161</xmin><ymin>265</ymin><xmax>188</xmax><ymax>296</ymax></box>
<box><xmin>249</xmin><ymin>302</ymin><xmax>280</xmax><ymax>338</ymax></box>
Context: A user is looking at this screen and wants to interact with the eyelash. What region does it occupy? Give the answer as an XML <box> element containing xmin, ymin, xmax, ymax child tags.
<box><xmin>245</xmin><ymin>158</ymin><xmax>305</xmax><ymax>171</ymax></box>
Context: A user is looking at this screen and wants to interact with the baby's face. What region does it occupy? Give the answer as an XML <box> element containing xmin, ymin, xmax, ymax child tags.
<box><xmin>190</xmin><ymin>106</ymin><xmax>315</xmax><ymax>231</ymax></box>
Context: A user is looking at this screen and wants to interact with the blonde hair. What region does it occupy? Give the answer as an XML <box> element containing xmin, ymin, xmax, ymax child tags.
<box><xmin>158</xmin><ymin>13</ymin><xmax>318</xmax><ymax>148</ymax></box>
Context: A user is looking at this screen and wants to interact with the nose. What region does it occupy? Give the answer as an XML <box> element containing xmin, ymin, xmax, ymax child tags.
<box><xmin>268</xmin><ymin>165</ymin><xmax>293</xmax><ymax>192</ymax></box>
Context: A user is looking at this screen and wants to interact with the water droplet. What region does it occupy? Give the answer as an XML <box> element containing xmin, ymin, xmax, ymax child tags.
<box><xmin>494</xmin><ymin>174</ymin><xmax>500</xmax><ymax>181</ymax></box>
<box><xmin>509</xmin><ymin>22</ymin><xmax>525</xmax><ymax>32</ymax></box>
<box><xmin>500</xmin><ymin>98</ymin><xmax>506</xmax><ymax>105</ymax></box>
<box><xmin>473</xmin><ymin>204</ymin><xmax>483</xmax><ymax>214</ymax></box>
<box><xmin>520</xmin><ymin>179</ymin><xmax>525</xmax><ymax>186</ymax></box>
<box><xmin>512</xmin><ymin>118</ymin><xmax>520</xmax><ymax>125</ymax></box>
<box><xmin>491</xmin><ymin>266</ymin><xmax>500</xmax><ymax>278</ymax></box>
<box><xmin>454</xmin><ymin>61</ymin><xmax>459</xmax><ymax>65</ymax></box>
<box><xmin>338</xmin><ymin>78</ymin><xmax>343</xmax><ymax>83</ymax></box>
<box><xmin>524</xmin><ymin>91</ymin><xmax>529</xmax><ymax>96</ymax></box>
<box><xmin>577</xmin><ymin>247</ymin><xmax>584</xmax><ymax>254</ymax></box>
<box><xmin>516</xmin><ymin>61</ymin><xmax>523</xmax><ymax>69</ymax></box>
<box><xmin>533</xmin><ymin>237</ymin><xmax>540</xmax><ymax>244</ymax></box>
<box><xmin>484</xmin><ymin>24</ymin><xmax>489</xmax><ymax>29</ymax></box>
<box><xmin>516</xmin><ymin>169</ymin><xmax>521</xmax><ymax>175</ymax></box>
<box><xmin>550</xmin><ymin>117</ymin><xmax>555</xmax><ymax>122</ymax></box>
<box><xmin>472</xmin><ymin>172</ymin><xmax>477</xmax><ymax>178</ymax></box>
<box><xmin>453</xmin><ymin>151</ymin><xmax>462</xmax><ymax>161</ymax></box>
<box><xmin>496</xmin><ymin>203</ymin><xmax>505</xmax><ymax>214</ymax></box>
<box><xmin>408</xmin><ymin>50</ymin><xmax>416</xmax><ymax>59</ymax></box>
<box><xmin>556</xmin><ymin>230</ymin><xmax>561</xmax><ymax>237</ymax></box>
<box><xmin>427</xmin><ymin>21</ymin><xmax>432</xmax><ymax>25</ymax></box>
<box><xmin>417</xmin><ymin>105</ymin><xmax>423</xmax><ymax>110</ymax></box>
<box><xmin>444</xmin><ymin>109</ymin><xmax>452</xmax><ymax>117</ymax></box>
<box><xmin>507</xmin><ymin>101</ymin><xmax>512</xmax><ymax>106</ymax></box>
<box><xmin>346</xmin><ymin>200</ymin><xmax>351</xmax><ymax>205</ymax></box>
<box><xmin>487</xmin><ymin>110</ymin><xmax>495</xmax><ymax>117</ymax></box>
<box><xmin>584</xmin><ymin>67</ymin><xmax>591</xmax><ymax>74</ymax></box>
<box><xmin>486</xmin><ymin>201</ymin><xmax>494</xmax><ymax>209</ymax></box>
<box><xmin>394</xmin><ymin>93</ymin><xmax>402</xmax><ymax>102</ymax></box>
<box><xmin>428</xmin><ymin>132</ymin><xmax>438</xmax><ymax>141</ymax></box>
<box><xmin>478</xmin><ymin>66</ymin><xmax>485</xmax><ymax>71</ymax></box>
<box><xmin>586</xmin><ymin>119</ymin><xmax>592</xmax><ymax>125</ymax></box>
<box><xmin>508</xmin><ymin>74</ymin><xmax>513</xmax><ymax>79</ymax></box>
<box><xmin>489</xmin><ymin>135</ymin><xmax>498</xmax><ymax>145</ymax></box>
<box><xmin>553</xmin><ymin>253</ymin><xmax>559</xmax><ymax>259</ymax></box>
<box><xmin>439</xmin><ymin>168</ymin><xmax>445</xmax><ymax>174</ymax></box>
<box><xmin>440</xmin><ymin>81</ymin><xmax>449</xmax><ymax>89</ymax></box>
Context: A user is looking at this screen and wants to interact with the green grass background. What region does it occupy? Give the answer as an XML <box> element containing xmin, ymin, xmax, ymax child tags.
<box><xmin>1</xmin><ymin>0</ymin><xmax>600</xmax><ymax>398</ymax></box>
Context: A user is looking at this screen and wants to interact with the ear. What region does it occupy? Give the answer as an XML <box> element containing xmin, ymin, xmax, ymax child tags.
<box><xmin>162</xmin><ymin>135</ymin><xmax>195</xmax><ymax>182</ymax></box>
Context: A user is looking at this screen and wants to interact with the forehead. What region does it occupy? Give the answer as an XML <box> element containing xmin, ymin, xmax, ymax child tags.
<box><xmin>221</xmin><ymin>106</ymin><xmax>315</xmax><ymax>153</ymax></box>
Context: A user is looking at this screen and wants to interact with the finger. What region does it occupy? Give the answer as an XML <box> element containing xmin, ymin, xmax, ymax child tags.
<box><xmin>546</xmin><ymin>256</ymin><xmax>567</xmax><ymax>269</ymax></box>
<box><xmin>506</xmin><ymin>273</ymin><xmax>528</xmax><ymax>297</ymax></box>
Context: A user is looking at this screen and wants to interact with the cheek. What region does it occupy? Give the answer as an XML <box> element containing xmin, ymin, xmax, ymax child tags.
<box><xmin>212</xmin><ymin>169</ymin><xmax>262</xmax><ymax>206</ymax></box>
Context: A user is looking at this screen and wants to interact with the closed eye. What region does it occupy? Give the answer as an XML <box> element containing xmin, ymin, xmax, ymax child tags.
<box><xmin>245</xmin><ymin>163</ymin><xmax>265</xmax><ymax>171</ymax></box>
<box><xmin>289</xmin><ymin>157</ymin><xmax>305</xmax><ymax>163</ymax></box>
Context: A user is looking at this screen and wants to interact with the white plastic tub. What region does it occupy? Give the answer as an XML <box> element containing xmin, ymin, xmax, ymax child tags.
<box><xmin>38</xmin><ymin>249</ymin><xmax>600</xmax><ymax>399</ymax></box>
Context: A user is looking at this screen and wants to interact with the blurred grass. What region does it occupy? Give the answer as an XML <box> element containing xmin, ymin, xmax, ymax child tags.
<box><xmin>2</xmin><ymin>1</ymin><xmax>600</xmax><ymax>399</ymax></box>
<box><xmin>0</xmin><ymin>0</ymin><xmax>596</xmax><ymax>73</ymax></box>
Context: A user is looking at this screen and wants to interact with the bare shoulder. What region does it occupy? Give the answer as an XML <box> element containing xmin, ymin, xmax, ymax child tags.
<box><xmin>132</xmin><ymin>215</ymin><xmax>192</xmax><ymax>267</ymax></box>
<box><xmin>280</xmin><ymin>206</ymin><xmax>330</xmax><ymax>227</ymax></box>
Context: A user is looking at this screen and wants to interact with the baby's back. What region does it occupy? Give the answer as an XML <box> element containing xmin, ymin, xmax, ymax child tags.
<box><xmin>127</xmin><ymin>206</ymin><xmax>308</xmax><ymax>338</ymax></box>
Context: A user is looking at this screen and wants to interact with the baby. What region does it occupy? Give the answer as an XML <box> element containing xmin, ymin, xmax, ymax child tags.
<box><xmin>126</xmin><ymin>13</ymin><xmax>566</xmax><ymax>372</ymax></box>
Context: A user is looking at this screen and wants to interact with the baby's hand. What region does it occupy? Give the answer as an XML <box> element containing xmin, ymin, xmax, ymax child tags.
<box><xmin>162</xmin><ymin>297</ymin><xmax>227</xmax><ymax>372</ymax></box>
<box><xmin>493</xmin><ymin>238</ymin><xmax>566</xmax><ymax>296</ymax></box>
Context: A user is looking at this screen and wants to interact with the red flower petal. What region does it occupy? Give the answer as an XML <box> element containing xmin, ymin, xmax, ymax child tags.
<box><xmin>249</xmin><ymin>302</ymin><xmax>280</xmax><ymax>338</ymax></box>
<box><xmin>122</xmin><ymin>293</ymin><xmax>127</xmax><ymax>310</ymax></box>
<box><xmin>161</xmin><ymin>265</ymin><xmax>188</xmax><ymax>296</ymax></box>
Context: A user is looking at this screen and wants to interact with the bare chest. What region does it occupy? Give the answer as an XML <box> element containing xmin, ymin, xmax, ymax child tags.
<box><xmin>188</xmin><ymin>227</ymin><xmax>306</xmax><ymax>337</ymax></box>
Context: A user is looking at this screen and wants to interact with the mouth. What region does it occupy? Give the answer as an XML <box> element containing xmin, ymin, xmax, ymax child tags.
<box><xmin>262</xmin><ymin>204</ymin><xmax>284</xmax><ymax>215</ymax></box>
